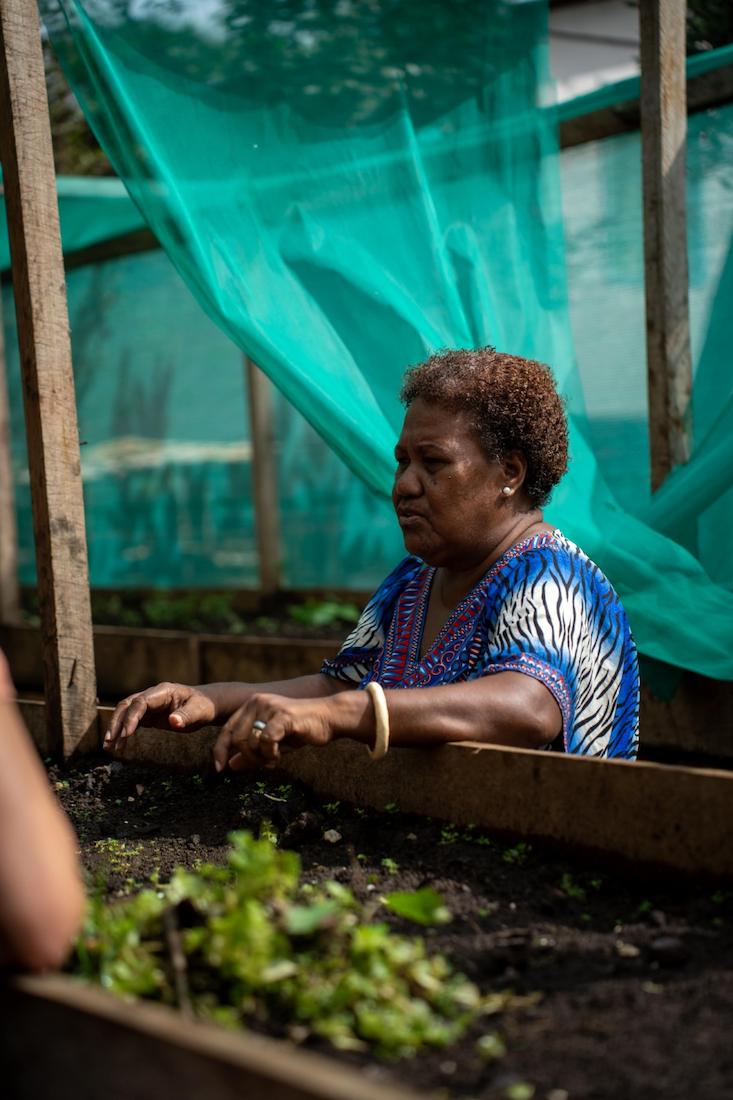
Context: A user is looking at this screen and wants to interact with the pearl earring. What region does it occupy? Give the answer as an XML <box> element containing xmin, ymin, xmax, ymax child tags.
<box><xmin>501</xmin><ymin>486</ymin><xmax>512</xmax><ymax>496</ymax></box>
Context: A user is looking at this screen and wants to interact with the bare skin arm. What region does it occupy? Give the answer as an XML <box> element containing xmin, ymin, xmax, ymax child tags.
<box><xmin>104</xmin><ymin>673</ymin><xmax>350</xmax><ymax>747</ymax></box>
<box><xmin>0</xmin><ymin>654</ymin><xmax>85</xmax><ymax>971</ymax></box>
<box><xmin>212</xmin><ymin>671</ymin><xmax>562</xmax><ymax>771</ymax></box>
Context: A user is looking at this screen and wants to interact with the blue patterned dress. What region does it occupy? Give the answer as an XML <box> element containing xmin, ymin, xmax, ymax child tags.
<box><xmin>322</xmin><ymin>530</ymin><xmax>639</xmax><ymax>759</ymax></box>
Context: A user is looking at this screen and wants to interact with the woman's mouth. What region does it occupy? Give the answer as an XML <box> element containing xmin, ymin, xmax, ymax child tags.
<box><xmin>397</xmin><ymin>512</ymin><xmax>425</xmax><ymax>528</ymax></box>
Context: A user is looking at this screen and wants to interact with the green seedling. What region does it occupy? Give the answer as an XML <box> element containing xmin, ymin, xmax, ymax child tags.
<box><xmin>383</xmin><ymin>887</ymin><xmax>452</xmax><ymax>926</ymax></box>
<box><xmin>502</xmin><ymin>842</ymin><xmax>531</xmax><ymax>866</ymax></box>
<box><xmin>559</xmin><ymin>872</ymin><xmax>586</xmax><ymax>901</ymax></box>
<box><xmin>287</xmin><ymin>598</ymin><xmax>360</xmax><ymax>628</ymax></box>
<box><xmin>475</xmin><ymin>1031</ymin><xmax>506</xmax><ymax>1061</ymax></box>
<box><xmin>439</xmin><ymin>824</ymin><xmax>460</xmax><ymax>846</ymax></box>
<box><xmin>381</xmin><ymin>857</ymin><xmax>400</xmax><ymax>875</ymax></box>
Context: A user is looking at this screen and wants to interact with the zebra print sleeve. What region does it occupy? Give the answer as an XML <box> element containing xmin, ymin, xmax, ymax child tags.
<box><xmin>320</xmin><ymin>557</ymin><xmax>423</xmax><ymax>685</ymax></box>
<box><xmin>477</xmin><ymin>543</ymin><xmax>639</xmax><ymax>759</ymax></box>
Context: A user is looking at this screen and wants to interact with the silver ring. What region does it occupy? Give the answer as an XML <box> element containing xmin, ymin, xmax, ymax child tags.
<box><xmin>252</xmin><ymin>719</ymin><xmax>267</xmax><ymax>732</ymax></box>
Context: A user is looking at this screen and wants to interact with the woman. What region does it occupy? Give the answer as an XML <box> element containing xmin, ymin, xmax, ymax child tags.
<box><xmin>105</xmin><ymin>348</ymin><xmax>639</xmax><ymax>768</ymax></box>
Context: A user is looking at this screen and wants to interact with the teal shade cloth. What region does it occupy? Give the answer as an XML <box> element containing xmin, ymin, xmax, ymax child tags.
<box><xmin>4</xmin><ymin>1</ymin><xmax>731</xmax><ymax>678</ymax></box>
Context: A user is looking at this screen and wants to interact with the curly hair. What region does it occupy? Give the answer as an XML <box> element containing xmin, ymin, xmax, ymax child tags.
<box><xmin>400</xmin><ymin>348</ymin><xmax>568</xmax><ymax>508</ymax></box>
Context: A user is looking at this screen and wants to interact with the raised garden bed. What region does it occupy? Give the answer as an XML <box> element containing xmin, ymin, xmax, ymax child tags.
<box><xmin>18</xmin><ymin>755</ymin><xmax>733</xmax><ymax>1100</ymax></box>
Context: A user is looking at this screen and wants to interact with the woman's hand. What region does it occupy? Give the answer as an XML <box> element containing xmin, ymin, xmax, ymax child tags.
<box><xmin>104</xmin><ymin>682</ymin><xmax>217</xmax><ymax>749</ymax></box>
<box><xmin>212</xmin><ymin>693</ymin><xmax>335</xmax><ymax>773</ymax></box>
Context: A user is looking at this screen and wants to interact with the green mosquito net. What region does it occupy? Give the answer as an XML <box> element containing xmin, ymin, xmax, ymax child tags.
<box><xmin>6</xmin><ymin>1</ymin><xmax>732</xmax><ymax>679</ymax></box>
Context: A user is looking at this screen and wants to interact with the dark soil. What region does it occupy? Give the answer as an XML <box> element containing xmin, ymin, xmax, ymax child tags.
<box><xmin>53</xmin><ymin>756</ymin><xmax>733</xmax><ymax>1100</ymax></box>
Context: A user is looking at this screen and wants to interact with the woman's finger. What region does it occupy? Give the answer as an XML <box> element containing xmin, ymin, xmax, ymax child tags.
<box><xmin>105</xmin><ymin>698</ymin><xmax>132</xmax><ymax>746</ymax></box>
<box><xmin>213</xmin><ymin>698</ymin><xmax>257</xmax><ymax>772</ymax></box>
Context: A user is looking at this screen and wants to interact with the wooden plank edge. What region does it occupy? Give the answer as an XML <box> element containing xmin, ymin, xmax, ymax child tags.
<box><xmin>17</xmin><ymin>699</ymin><xmax>733</xmax><ymax>879</ymax></box>
<box><xmin>2</xmin><ymin>974</ymin><xmax>420</xmax><ymax>1100</ymax></box>
<box><xmin>559</xmin><ymin>62</ymin><xmax>733</xmax><ymax>148</ymax></box>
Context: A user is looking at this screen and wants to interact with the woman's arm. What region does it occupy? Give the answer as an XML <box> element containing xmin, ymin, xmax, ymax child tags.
<box><xmin>212</xmin><ymin>672</ymin><xmax>562</xmax><ymax>771</ymax></box>
<box><xmin>0</xmin><ymin>655</ymin><xmax>85</xmax><ymax>970</ymax></box>
<box><xmin>104</xmin><ymin>673</ymin><xmax>350</xmax><ymax>747</ymax></box>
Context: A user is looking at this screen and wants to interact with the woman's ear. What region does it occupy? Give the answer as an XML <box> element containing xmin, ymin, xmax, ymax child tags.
<box><xmin>499</xmin><ymin>450</ymin><xmax>528</xmax><ymax>495</ymax></box>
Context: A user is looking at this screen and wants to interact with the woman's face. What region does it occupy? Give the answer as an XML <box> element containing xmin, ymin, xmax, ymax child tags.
<box><xmin>392</xmin><ymin>398</ymin><xmax>515</xmax><ymax>569</ymax></box>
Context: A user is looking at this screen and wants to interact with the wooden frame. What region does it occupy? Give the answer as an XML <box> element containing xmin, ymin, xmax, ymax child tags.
<box><xmin>2</xmin><ymin>974</ymin><xmax>418</xmax><ymax>1100</ymax></box>
<box><xmin>0</xmin><ymin>288</ymin><xmax>19</xmax><ymax>622</ymax></box>
<box><xmin>245</xmin><ymin>356</ymin><xmax>283</xmax><ymax>594</ymax></box>
<box><xmin>639</xmin><ymin>0</ymin><xmax>693</xmax><ymax>489</ymax></box>
<box><xmin>0</xmin><ymin>0</ymin><xmax>96</xmax><ymax>755</ymax></box>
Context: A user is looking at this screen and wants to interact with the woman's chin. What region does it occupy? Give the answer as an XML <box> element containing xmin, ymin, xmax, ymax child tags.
<box><xmin>401</xmin><ymin>531</ymin><xmax>437</xmax><ymax>562</ymax></box>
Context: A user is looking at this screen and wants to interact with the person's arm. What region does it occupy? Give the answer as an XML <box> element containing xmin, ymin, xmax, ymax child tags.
<box><xmin>0</xmin><ymin>654</ymin><xmax>85</xmax><ymax>971</ymax></box>
<box><xmin>104</xmin><ymin>673</ymin><xmax>350</xmax><ymax>747</ymax></box>
<box><xmin>212</xmin><ymin>671</ymin><xmax>562</xmax><ymax>771</ymax></box>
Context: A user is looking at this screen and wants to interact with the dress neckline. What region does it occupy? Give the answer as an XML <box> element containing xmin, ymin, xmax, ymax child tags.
<box><xmin>412</xmin><ymin>528</ymin><xmax>562</xmax><ymax>667</ymax></box>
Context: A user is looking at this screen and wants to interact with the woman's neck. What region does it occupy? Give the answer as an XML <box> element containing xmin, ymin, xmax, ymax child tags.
<box><xmin>436</xmin><ymin>510</ymin><xmax>549</xmax><ymax>609</ymax></box>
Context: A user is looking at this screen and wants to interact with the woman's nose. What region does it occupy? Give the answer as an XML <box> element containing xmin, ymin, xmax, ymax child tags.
<box><xmin>394</xmin><ymin>463</ymin><xmax>421</xmax><ymax>497</ymax></box>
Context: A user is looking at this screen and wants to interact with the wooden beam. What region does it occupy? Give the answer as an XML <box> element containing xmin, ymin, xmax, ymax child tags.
<box><xmin>0</xmin><ymin>287</ymin><xmax>20</xmax><ymax>622</ymax></box>
<box><xmin>1</xmin><ymin>975</ymin><xmax>419</xmax><ymax>1100</ymax></box>
<box><xmin>0</xmin><ymin>0</ymin><xmax>96</xmax><ymax>755</ymax></box>
<box><xmin>245</xmin><ymin>356</ymin><xmax>282</xmax><ymax>594</ymax></box>
<box><xmin>640</xmin><ymin>0</ymin><xmax>693</xmax><ymax>490</ymax></box>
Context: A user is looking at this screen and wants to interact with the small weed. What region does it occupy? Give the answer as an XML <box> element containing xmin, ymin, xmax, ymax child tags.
<box><xmin>259</xmin><ymin>819</ymin><xmax>278</xmax><ymax>845</ymax></box>
<box><xmin>637</xmin><ymin>899</ymin><xmax>654</xmax><ymax>916</ymax></box>
<box><xmin>383</xmin><ymin>802</ymin><xmax>399</xmax><ymax>814</ymax></box>
<box><xmin>324</xmin><ymin>801</ymin><xmax>341</xmax><ymax>814</ymax></box>
<box><xmin>475</xmin><ymin>1032</ymin><xmax>506</xmax><ymax>1061</ymax></box>
<box><xmin>439</xmin><ymin>824</ymin><xmax>460</xmax><ymax>846</ymax></box>
<box><xmin>93</xmin><ymin>839</ymin><xmax>144</xmax><ymax>874</ymax></box>
<box><xmin>502</xmin><ymin>843</ymin><xmax>531</xmax><ymax>866</ymax></box>
<box><xmin>356</xmin><ymin>853</ymin><xmax>368</xmax><ymax>864</ymax></box>
<box><xmin>504</xmin><ymin>1084</ymin><xmax>534</xmax><ymax>1100</ymax></box>
<box><xmin>287</xmin><ymin>597</ymin><xmax>360</xmax><ymax>629</ymax></box>
<box><xmin>381</xmin><ymin>857</ymin><xmax>400</xmax><ymax>875</ymax></box>
<box><xmin>559</xmin><ymin>872</ymin><xmax>586</xmax><ymax>901</ymax></box>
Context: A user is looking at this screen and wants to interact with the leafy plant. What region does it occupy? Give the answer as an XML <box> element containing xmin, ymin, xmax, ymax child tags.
<box><xmin>476</xmin><ymin>1031</ymin><xmax>507</xmax><ymax>1061</ymax></box>
<box><xmin>72</xmin><ymin>832</ymin><xmax>479</xmax><ymax>1058</ymax></box>
<box><xmin>559</xmin><ymin>873</ymin><xmax>586</xmax><ymax>902</ymax></box>
<box><xmin>380</xmin><ymin>857</ymin><xmax>400</xmax><ymax>875</ymax></box>
<box><xmin>287</xmin><ymin>598</ymin><xmax>360</xmax><ymax>629</ymax></box>
<box><xmin>439</xmin><ymin>824</ymin><xmax>460</xmax><ymax>845</ymax></box>
<box><xmin>382</xmin><ymin>887</ymin><xmax>452</xmax><ymax>927</ymax></box>
<box><xmin>502</xmin><ymin>843</ymin><xmax>531</xmax><ymax>866</ymax></box>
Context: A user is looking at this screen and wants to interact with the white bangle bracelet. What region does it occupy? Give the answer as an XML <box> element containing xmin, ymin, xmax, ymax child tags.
<box><xmin>365</xmin><ymin>681</ymin><xmax>390</xmax><ymax>762</ymax></box>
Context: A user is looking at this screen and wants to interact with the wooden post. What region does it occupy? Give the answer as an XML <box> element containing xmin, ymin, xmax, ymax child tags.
<box><xmin>0</xmin><ymin>286</ymin><xmax>20</xmax><ymax>622</ymax></box>
<box><xmin>640</xmin><ymin>0</ymin><xmax>693</xmax><ymax>490</ymax></box>
<box><xmin>244</xmin><ymin>356</ymin><xmax>282</xmax><ymax>594</ymax></box>
<box><xmin>0</xmin><ymin>0</ymin><xmax>96</xmax><ymax>754</ymax></box>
